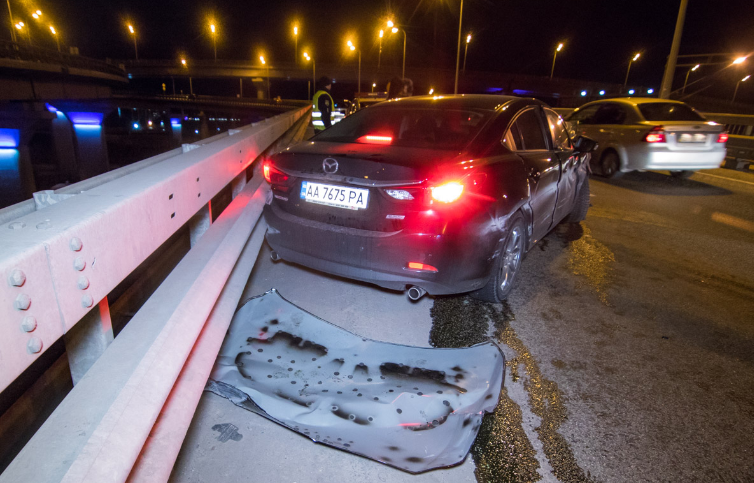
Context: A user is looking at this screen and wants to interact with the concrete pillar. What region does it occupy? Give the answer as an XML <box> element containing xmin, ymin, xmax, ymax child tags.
<box><xmin>170</xmin><ymin>118</ymin><xmax>183</xmax><ymax>146</ymax></box>
<box><xmin>189</xmin><ymin>201</ymin><xmax>212</xmax><ymax>247</ymax></box>
<box><xmin>51</xmin><ymin>112</ymin><xmax>77</xmax><ymax>183</ymax></box>
<box><xmin>66</xmin><ymin>111</ymin><xmax>109</xmax><ymax>180</ymax></box>
<box><xmin>64</xmin><ymin>297</ymin><xmax>114</xmax><ymax>385</ymax></box>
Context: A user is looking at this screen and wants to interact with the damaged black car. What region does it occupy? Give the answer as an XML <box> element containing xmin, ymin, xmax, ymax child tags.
<box><xmin>263</xmin><ymin>95</ymin><xmax>596</xmax><ymax>302</ymax></box>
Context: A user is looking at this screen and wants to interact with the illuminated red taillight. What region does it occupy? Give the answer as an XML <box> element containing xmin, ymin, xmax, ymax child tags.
<box><xmin>717</xmin><ymin>132</ymin><xmax>729</xmax><ymax>143</ymax></box>
<box><xmin>263</xmin><ymin>162</ymin><xmax>288</xmax><ymax>185</ymax></box>
<box><xmin>356</xmin><ymin>134</ymin><xmax>393</xmax><ymax>144</ymax></box>
<box><xmin>263</xmin><ymin>163</ymin><xmax>271</xmax><ymax>183</ymax></box>
<box><xmin>643</xmin><ymin>126</ymin><xmax>666</xmax><ymax>143</ymax></box>
<box><xmin>407</xmin><ymin>262</ymin><xmax>438</xmax><ymax>272</ymax></box>
<box><xmin>430</xmin><ymin>181</ymin><xmax>464</xmax><ymax>203</ymax></box>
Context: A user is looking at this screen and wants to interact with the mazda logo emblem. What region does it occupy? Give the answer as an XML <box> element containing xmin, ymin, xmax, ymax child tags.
<box><xmin>322</xmin><ymin>158</ymin><xmax>339</xmax><ymax>174</ymax></box>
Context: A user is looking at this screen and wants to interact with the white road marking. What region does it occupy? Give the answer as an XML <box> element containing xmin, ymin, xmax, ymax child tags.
<box><xmin>696</xmin><ymin>171</ymin><xmax>754</xmax><ymax>187</ymax></box>
<box><xmin>711</xmin><ymin>212</ymin><xmax>754</xmax><ymax>233</ymax></box>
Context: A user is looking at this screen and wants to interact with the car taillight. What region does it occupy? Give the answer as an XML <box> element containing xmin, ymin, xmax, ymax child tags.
<box><xmin>717</xmin><ymin>132</ymin><xmax>729</xmax><ymax>143</ymax></box>
<box><xmin>407</xmin><ymin>262</ymin><xmax>438</xmax><ymax>272</ymax></box>
<box><xmin>263</xmin><ymin>162</ymin><xmax>289</xmax><ymax>184</ymax></box>
<box><xmin>430</xmin><ymin>181</ymin><xmax>464</xmax><ymax>203</ymax></box>
<box><xmin>643</xmin><ymin>126</ymin><xmax>666</xmax><ymax>143</ymax></box>
<box><xmin>356</xmin><ymin>134</ymin><xmax>393</xmax><ymax>145</ymax></box>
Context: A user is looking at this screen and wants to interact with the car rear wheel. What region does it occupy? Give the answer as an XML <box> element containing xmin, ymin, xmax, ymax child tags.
<box><xmin>472</xmin><ymin>214</ymin><xmax>525</xmax><ymax>303</ymax></box>
<box><xmin>670</xmin><ymin>170</ymin><xmax>693</xmax><ymax>179</ymax></box>
<box><xmin>600</xmin><ymin>151</ymin><xmax>622</xmax><ymax>178</ymax></box>
<box><xmin>566</xmin><ymin>178</ymin><xmax>590</xmax><ymax>223</ymax></box>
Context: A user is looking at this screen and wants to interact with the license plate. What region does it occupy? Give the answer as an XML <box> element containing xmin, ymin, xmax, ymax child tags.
<box><xmin>300</xmin><ymin>181</ymin><xmax>369</xmax><ymax>210</ymax></box>
<box><xmin>678</xmin><ymin>133</ymin><xmax>707</xmax><ymax>143</ymax></box>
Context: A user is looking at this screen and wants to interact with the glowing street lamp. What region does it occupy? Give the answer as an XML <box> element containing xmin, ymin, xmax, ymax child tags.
<box><xmin>14</xmin><ymin>21</ymin><xmax>31</xmax><ymax>45</ymax></box>
<box><xmin>624</xmin><ymin>52</ymin><xmax>641</xmax><ymax>87</ymax></box>
<box><xmin>260</xmin><ymin>55</ymin><xmax>270</xmax><ymax>99</ymax></box>
<box><xmin>378</xmin><ymin>29</ymin><xmax>384</xmax><ymax>69</ymax></box>
<box><xmin>293</xmin><ymin>25</ymin><xmax>298</xmax><ymax>63</ymax></box>
<box><xmin>32</xmin><ymin>10</ymin><xmax>41</xmax><ymax>20</ymax></box>
<box><xmin>463</xmin><ymin>33</ymin><xmax>471</xmax><ymax>74</ymax></box>
<box><xmin>387</xmin><ymin>20</ymin><xmax>407</xmax><ymax>80</ymax></box>
<box><xmin>303</xmin><ymin>52</ymin><xmax>315</xmax><ymax>100</ymax></box>
<box><xmin>732</xmin><ymin>74</ymin><xmax>750</xmax><ymax>103</ymax></box>
<box><xmin>127</xmin><ymin>24</ymin><xmax>138</xmax><ymax>60</ymax></box>
<box><xmin>682</xmin><ymin>64</ymin><xmax>700</xmax><ymax>93</ymax></box>
<box><xmin>429</xmin><ymin>87</ymin><xmax>434</xmax><ymax>95</ymax></box>
<box><xmin>347</xmin><ymin>40</ymin><xmax>361</xmax><ymax>95</ymax></box>
<box><xmin>210</xmin><ymin>23</ymin><xmax>217</xmax><ymax>61</ymax></box>
<box><xmin>372</xmin><ymin>82</ymin><xmax>376</xmax><ymax>92</ymax></box>
<box><xmin>732</xmin><ymin>56</ymin><xmax>747</xmax><ymax>65</ymax></box>
<box><xmin>550</xmin><ymin>42</ymin><xmax>564</xmax><ymax>80</ymax></box>
<box><xmin>49</xmin><ymin>25</ymin><xmax>60</xmax><ymax>52</ymax></box>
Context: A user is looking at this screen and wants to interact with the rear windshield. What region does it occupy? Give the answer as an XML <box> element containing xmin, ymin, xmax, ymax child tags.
<box><xmin>315</xmin><ymin>106</ymin><xmax>491</xmax><ymax>150</ymax></box>
<box><xmin>638</xmin><ymin>103</ymin><xmax>705</xmax><ymax>122</ymax></box>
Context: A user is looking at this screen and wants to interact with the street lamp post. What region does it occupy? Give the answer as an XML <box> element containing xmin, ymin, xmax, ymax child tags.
<box><xmin>348</xmin><ymin>40</ymin><xmax>361</xmax><ymax>95</ymax></box>
<box><xmin>378</xmin><ymin>29</ymin><xmax>383</xmax><ymax>69</ymax></box>
<box><xmin>128</xmin><ymin>24</ymin><xmax>138</xmax><ymax>60</ymax></box>
<box><xmin>732</xmin><ymin>75</ymin><xmax>750</xmax><ymax>103</ymax></box>
<box><xmin>387</xmin><ymin>22</ymin><xmax>407</xmax><ymax>80</ymax></box>
<box><xmin>303</xmin><ymin>52</ymin><xmax>315</xmax><ymax>100</ymax></box>
<box><xmin>463</xmin><ymin>33</ymin><xmax>471</xmax><ymax>74</ymax></box>
<box><xmin>372</xmin><ymin>82</ymin><xmax>376</xmax><ymax>92</ymax></box>
<box><xmin>15</xmin><ymin>22</ymin><xmax>31</xmax><ymax>46</ymax></box>
<box><xmin>682</xmin><ymin>64</ymin><xmax>700</xmax><ymax>93</ymax></box>
<box><xmin>293</xmin><ymin>26</ymin><xmax>298</xmax><ymax>64</ymax></box>
<box><xmin>210</xmin><ymin>23</ymin><xmax>216</xmax><ymax>61</ymax></box>
<box><xmin>260</xmin><ymin>56</ymin><xmax>270</xmax><ymax>99</ymax></box>
<box><xmin>550</xmin><ymin>43</ymin><xmax>563</xmax><ymax>80</ymax></box>
<box><xmin>659</xmin><ymin>0</ymin><xmax>689</xmax><ymax>98</ymax></box>
<box><xmin>453</xmin><ymin>0</ymin><xmax>464</xmax><ymax>94</ymax></box>
<box><xmin>625</xmin><ymin>53</ymin><xmax>641</xmax><ymax>87</ymax></box>
<box><xmin>49</xmin><ymin>25</ymin><xmax>60</xmax><ymax>52</ymax></box>
<box><xmin>6</xmin><ymin>0</ymin><xmax>16</xmax><ymax>43</ymax></box>
<box><xmin>181</xmin><ymin>58</ymin><xmax>193</xmax><ymax>95</ymax></box>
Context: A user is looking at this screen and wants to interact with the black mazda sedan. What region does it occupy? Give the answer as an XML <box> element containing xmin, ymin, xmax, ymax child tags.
<box><xmin>263</xmin><ymin>95</ymin><xmax>595</xmax><ymax>302</ymax></box>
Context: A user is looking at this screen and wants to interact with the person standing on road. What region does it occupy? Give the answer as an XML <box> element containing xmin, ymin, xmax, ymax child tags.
<box><xmin>313</xmin><ymin>76</ymin><xmax>334</xmax><ymax>131</ymax></box>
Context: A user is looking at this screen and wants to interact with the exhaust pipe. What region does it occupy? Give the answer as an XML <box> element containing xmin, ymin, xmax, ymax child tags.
<box><xmin>407</xmin><ymin>286</ymin><xmax>427</xmax><ymax>301</ymax></box>
<box><xmin>270</xmin><ymin>250</ymin><xmax>281</xmax><ymax>262</ymax></box>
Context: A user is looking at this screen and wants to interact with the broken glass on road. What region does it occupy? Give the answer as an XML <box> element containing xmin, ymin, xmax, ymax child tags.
<box><xmin>207</xmin><ymin>289</ymin><xmax>505</xmax><ymax>473</ymax></box>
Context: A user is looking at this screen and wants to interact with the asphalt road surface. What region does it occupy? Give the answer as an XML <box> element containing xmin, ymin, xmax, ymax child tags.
<box><xmin>171</xmin><ymin>168</ymin><xmax>754</xmax><ymax>482</ymax></box>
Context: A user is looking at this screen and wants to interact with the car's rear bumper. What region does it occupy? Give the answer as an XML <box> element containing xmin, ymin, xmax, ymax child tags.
<box><xmin>625</xmin><ymin>148</ymin><xmax>726</xmax><ymax>171</ymax></box>
<box><xmin>263</xmin><ymin>203</ymin><xmax>492</xmax><ymax>295</ymax></box>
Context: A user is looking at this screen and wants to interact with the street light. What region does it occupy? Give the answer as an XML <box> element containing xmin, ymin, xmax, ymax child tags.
<box><xmin>732</xmin><ymin>74</ymin><xmax>750</xmax><ymax>103</ymax></box>
<box><xmin>624</xmin><ymin>52</ymin><xmax>640</xmax><ymax>88</ymax></box>
<box><xmin>293</xmin><ymin>25</ymin><xmax>298</xmax><ymax>63</ymax></box>
<box><xmin>347</xmin><ymin>40</ymin><xmax>361</xmax><ymax>96</ymax></box>
<box><xmin>378</xmin><ymin>29</ymin><xmax>383</xmax><ymax>69</ymax></box>
<box><xmin>210</xmin><ymin>23</ymin><xmax>217</xmax><ymax>61</ymax></box>
<box><xmin>682</xmin><ymin>64</ymin><xmax>700</xmax><ymax>93</ymax></box>
<box><xmin>303</xmin><ymin>52</ymin><xmax>315</xmax><ymax>100</ymax></box>
<box><xmin>32</xmin><ymin>10</ymin><xmax>41</xmax><ymax>20</ymax></box>
<box><xmin>732</xmin><ymin>56</ymin><xmax>747</xmax><ymax>65</ymax></box>
<box><xmin>6</xmin><ymin>0</ymin><xmax>17</xmax><ymax>43</ymax></box>
<box><xmin>14</xmin><ymin>21</ymin><xmax>31</xmax><ymax>46</ymax></box>
<box><xmin>463</xmin><ymin>33</ymin><xmax>471</xmax><ymax>74</ymax></box>
<box><xmin>49</xmin><ymin>25</ymin><xmax>60</xmax><ymax>52</ymax></box>
<box><xmin>550</xmin><ymin>43</ymin><xmax>563</xmax><ymax>80</ymax></box>
<box><xmin>128</xmin><ymin>24</ymin><xmax>138</xmax><ymax>60</ymax></box>
<box><xmin>429</xmin><ymin>87</ymin><xmax>434</xmax><ymax>95</ymax></box>
<box><xmin>260</xmin><ymin>55</ymin><xmax>270</xmax><ymax>99</ymax></box>
<box><xmin>181</xmin><ymin>58</ymin><xmax>193</xmax><ymax>95</ymax></box>
<box><xmin>387</xmin><ymin>21</ymin><xmax>407</xmax><ymax>80</ymax></box>
<box><xmin>453</xmin><ymin>0</ymin><xmax>464</xmax><ymax>94</ymax></box>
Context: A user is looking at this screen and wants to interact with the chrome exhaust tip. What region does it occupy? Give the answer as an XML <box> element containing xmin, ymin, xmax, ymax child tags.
<box><xmin>407</xmin><ymin>286</ymin><xmax>427</xmax><ymax>301</ymax></box>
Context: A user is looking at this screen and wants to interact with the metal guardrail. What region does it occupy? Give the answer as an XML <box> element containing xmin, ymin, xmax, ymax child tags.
<box><xmin>0</xmin><ymin>40</ymin><xmax>127</xmax><ymax>79</ymax></box>
<box><xmin>0</xmin><ymin>105</ymin><xmax>309</xmax><ymax>394</ymax></box>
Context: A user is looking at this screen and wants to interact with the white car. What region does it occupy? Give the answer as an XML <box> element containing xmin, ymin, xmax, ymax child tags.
<box><xmin>567</xmin><ymin>98</ymin><xmax>727</xmax><ymax>178</ymax></box>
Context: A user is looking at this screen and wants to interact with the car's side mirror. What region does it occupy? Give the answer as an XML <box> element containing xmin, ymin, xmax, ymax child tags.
<box><xmin>573</xmin><ymin>135</ymin><xmax>598</xmax><ymax>153</ymax></box>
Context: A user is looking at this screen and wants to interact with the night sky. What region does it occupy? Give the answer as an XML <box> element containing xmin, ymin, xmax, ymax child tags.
<box><xmin>11</xmin><ymin>1</ymin><xmax>754</xmax><ymax>98</ymax></box>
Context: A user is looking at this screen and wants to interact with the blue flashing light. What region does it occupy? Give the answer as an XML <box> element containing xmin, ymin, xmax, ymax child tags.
<box><xmin>0</xmin><ymin>128</ymin><xmax>20</xmax><ymax>148</ymax></box>
<box><xmin>647</xmin><ymin>88</ymin><xmax>654</xmax><ymax>94</ymax></box>
<box><xmin>194</xmin><ymin>130</ymin><xmax>199</xmax><ymax>134</ymax></box>
<box><xmin>628</xmin><ymin>89</ymin><xmax>636</xmax><ymax>95</ymax></box>
<box><xmin>485</xmin><ymin>87</ymin><xmax>504</xmax><ymax>93</ymax></box>
<box><xmin>128</xmin><ymin>73</ymin><xmax>133</xmax><ymax>79</ymax></box>
<box><xmin>68</xmin><ymin>112</ymin><xmax>103</xmax><ymax>126</ymax></box>
<box><xmin>73</xmin><ymin>124</ymin><xmax>102</xmax><ymax>130</ymax></box>
<box><xmin>133</xmin><ymin>122</ymin><xmax>140</xmax><ymax>129</ymax></box>
<box><xmin>512</xmin><ymin>89</ymin><xmax>535</xmax><ymax>96</ymax></box>
<box><xmin>580</xmin><ymin>90</ymin><xmax>587</xmax><ymax>97</ymax></box>
<box><xmin>45</xmin><ymin>103</ymin><xmax>58</xmax><ymax>113</ymax></box>
<box><xmin>599</xmin><ymin>90</ymin><xmax>606</xmax><ymax>96</ymax></box>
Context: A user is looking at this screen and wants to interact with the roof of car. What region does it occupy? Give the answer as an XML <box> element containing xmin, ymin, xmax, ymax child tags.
<box><xmin>374</xmin><ymin>94</ymin><xmax>530</xmax><ymax>111</ymax></box>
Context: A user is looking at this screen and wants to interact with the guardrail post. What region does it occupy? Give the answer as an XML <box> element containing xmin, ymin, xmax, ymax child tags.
<box><xmin>63</xmin><ymin>298</ymin><xmax>114</xmax><ymax>385</ymax></box>
<box><xmin>189</xmin><ymin>202</ymin><xmax>212</xmax><ymax>247</ymax></box>
<box><xmin>231</xmin><ymin>172</ymin><xmax>247</xmax><ymax>199</ymax></box>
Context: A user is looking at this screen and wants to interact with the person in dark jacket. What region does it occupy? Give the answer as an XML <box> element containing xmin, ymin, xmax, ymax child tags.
<box><xmin>313</xmin><ymin>76</ymin><xmax>334</xmax><ymax>131</ymax></box>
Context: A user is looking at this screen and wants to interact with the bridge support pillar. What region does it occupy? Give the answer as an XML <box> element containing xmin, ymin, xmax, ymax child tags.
<box><xmin>189</xmin><ymin>201</ymin><xmax>212</xmax><ymax>247</ymax></box>
<box><xmin>51</xmin><ymin>112</ymin><xmax>77</xmax><ymax>183</ymax></box>
<box><xmin>63</xmin><ymin>297</ymin><xmax>114</xmax><ymax>385</ymax></box>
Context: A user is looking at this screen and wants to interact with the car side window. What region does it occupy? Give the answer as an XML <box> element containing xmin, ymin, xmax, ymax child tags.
<box><xmin>544</xmin><ymin>109</ymin><xmax>572</xmax><ymax>150</ymax></box>
<box><xmin>503</xmin><ymin>122</ymin><xmax>523</xmax><ymax>151</ymax></box>
<box><xmin>515</xmin><ymin>109</ymin><xmax>548</xmax><ymax>150</ymax></box>
<box><xmin>568</xmin><ymin>105</ymin><xmax>599</xmax><ymax>125</ymax></box>
<box><xmin>592</xmin><ymin>103</ymin><xmax>627</xmax><ymax>125</ymax></box>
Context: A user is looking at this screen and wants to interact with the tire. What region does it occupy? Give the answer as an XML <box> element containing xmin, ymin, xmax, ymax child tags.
<box><xmin>600</xmin><ymin>150</ymin><xmax>622</xmax><ymax>178</ymax></box>
<box><xmin>566</xmin><ymin>178</ymin><xmax>590</xmax><ymax>223</ymax></box>
<box><xmin>472</xmin><ymin>214</ymin><xmax>526</xmax><ymax>303</ymax></box>
<box><xmin>670</xmin><ymin>170</ymin><xmax>693</xmax><ymax>179</ymax></box>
